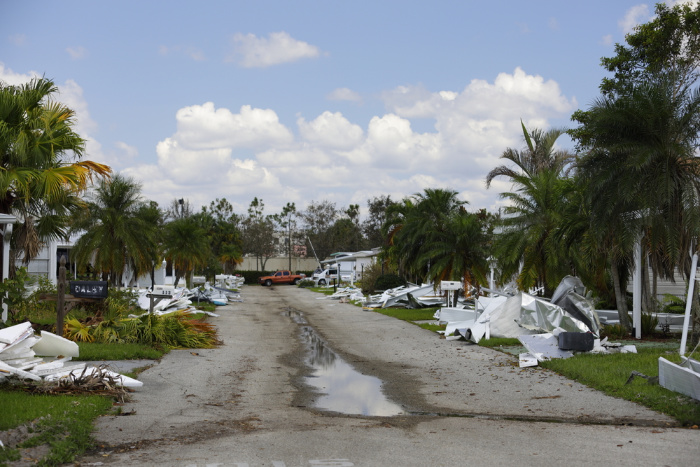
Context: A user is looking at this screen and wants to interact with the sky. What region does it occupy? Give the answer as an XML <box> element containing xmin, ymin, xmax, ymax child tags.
<box><xmin>0</xmin><ymin>0</ymin><xmax>675</xmax><ymax>219</ymax></box>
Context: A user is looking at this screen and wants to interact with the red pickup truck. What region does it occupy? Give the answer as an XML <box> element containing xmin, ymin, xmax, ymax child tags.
<box><xmin>258</xmin><ymin>270</ymin><xmax>305</xmax><ymax>286</ymax></box>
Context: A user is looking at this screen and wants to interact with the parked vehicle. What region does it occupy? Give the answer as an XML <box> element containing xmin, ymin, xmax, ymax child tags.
<box><xmin>258</xmin><ymin>270</ymin><xmax>305</xmax><ymax>286</ymax></box>
<box><xmin>312</xmin><ymin>267</ymin><xmax>338</xmax><ymax>286</ymax></box>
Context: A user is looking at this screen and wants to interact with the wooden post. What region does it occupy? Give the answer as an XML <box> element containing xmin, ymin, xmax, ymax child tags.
<box><xmin>56</xmin><ymin>256</ymin><xmax>66</xmax><ymax>337</ymax></box>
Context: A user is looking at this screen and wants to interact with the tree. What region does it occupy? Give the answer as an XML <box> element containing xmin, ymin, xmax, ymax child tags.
<box><xmin>241</xmin><ymin>197</ymin><xmax>275</xmax><ymax>270</ymax></box>
<box><xmin>135</xmin><ymin>200</ymin><xmax>165</xmax><ymax>287</ymax></box>
<box><xmin>71</xmin><ymin>175</ymin><xmax>156</xmax><ymax>286</ymax></box>
<box><xmin>363</xmin><ymin>195</ymin><xmax>395</xmax><ymax>249</ymax></box>
<box><xmin>486</xmin><ymin>122</ymin><xmax>574</xmax><ymax>295</ymax></box>
<box><xmin>163</xmin><ymin>216</ymin><xmax>211</xmax><ymax>287</ymax></box>
<box><xmin>300</xmin><ymin>200</ymin><xmax>338</xmax><ymax>263</ymax></box>
<box><xmin>419</xmin><ymin>207</ymin><xmax>489</xmax><ymax>294</ymax></box>
<box><xmin>575</xmin><ymin>74</ymin><xmax>700</xmax><ymax>332</ymax></box>
<box><xmin>572</xmin><ymin>2</ymin><xmax>700</xmax><ymax>149</ymax></box>
<box><xmin>0</xmin><ymin>77</ymin><xmax>111</xmax><ymax>273</ymax></box>
<box><xmin>271</xmin><ymin>202</ymin><xmax>297</xmax><ymax>271</ymax></box>
<box><xmin>600</xmin><ymin>2</ymin><xmax>700</xmax><ymax>97</ymax></box>
<box><xmin>381</xmin><ymin>188</ymin><xmax>487</xmax><ymax>290</ymax></box>
<box><xmin>201</xmin><ymin>198</ymin><xmax>243</xmax><ymax>274</ymax></box>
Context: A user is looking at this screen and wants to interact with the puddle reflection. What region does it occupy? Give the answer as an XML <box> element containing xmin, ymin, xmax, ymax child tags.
<box><xmin>288</xmin><ymin>308</ymin><xmax>404</xmax><ymax>416</ymax></box>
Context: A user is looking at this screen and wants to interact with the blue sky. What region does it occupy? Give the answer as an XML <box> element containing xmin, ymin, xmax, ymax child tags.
<box><xmin>0</xmin><ymin>0</ymin><xmax>667</xmax><ymax>218</ymax></box>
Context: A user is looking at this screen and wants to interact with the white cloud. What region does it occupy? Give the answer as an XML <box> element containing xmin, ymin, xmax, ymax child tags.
<box><xmin>327</xmin><ymin>87</ymin><xmax>362</xmax><ymax>102</ymax></box>
<box><xmin>0</xmin><ymin>62</ymin><xmax>37</xmax><ymax>85</ymax></box>
<box><xmin>297</xmin><ymin>111</ymin><xmax>364</xmax><ymax>149</ymax></box>
<box><xmin>601</xmin><ymin>34</ymin><xmax>614</xmax><ymax>46</ymax></box>
<box><xmin>129</xmin><ymin>66</ymin><xmax>576</xmax><ymax>213</ymax></box>
<box><xmin>619</xmin><ymin>4</ymin><xmax>651</xmax><ymax>35</ymax></box>
<box><xmin>227</xmin><ymin>31</ymin><xmax>321</xmax><ymax>68</ymax></box>
<box><xmin>66</xmin><ymin>46</ymin><xmax>88</xmax><ymax>60</ymax></box>
<box><xmin>3</xmin><ymin>61</ymin><xmax>575</xmax><ymax>214</ymax></box>
<box><xmin>173</xmin><ymin>102</ymin><xmax>294</xmax><ymax>149</ymax></box>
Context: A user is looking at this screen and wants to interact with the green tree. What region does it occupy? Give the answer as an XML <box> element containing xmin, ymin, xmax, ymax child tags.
<box><xmin>575</xmin><ymin>74</ymin><xmax>700</xmax><ymax>332</ymax></box>
<box><xmin>362</xmin><ymin>195</ymin><xmax>395</xmax><ymax>248</ymax></box>
<box><xmin>71</xmin><ymin>175</ymin><xmax>156</xmax><ymax>286</ymax></box>
<box><xmin>300</xmin><ymin>200</ymin><xmax>338</xmax><ymax>262</ymax></box>
<box><xmin>163</xmin><ymin>216</ymin><xmax>211</xmax><ymax>287</ymax></box>
<box><xmin>381</xmin><ymin>188</ymin><xmax>488</xmax><ymax>290</ymax></box>
<box><xmin>271</xmin><ymin>202</ymin><xmax>297</xmax><ymax>271</ymax></box>
<box><xmin>241</xmin><ymin>197</ymin><xmax>275</xmax><ymax>270</ymax></box>
<box><xmin>202</xmin><ymin>198</ymin><xmax>243</xmax><ymax>274</ymax></box>
<box><xmin>600</xmin><ymin>2</ymin><xmax>700</xmax><ymax>97</ymax></box>
<box><xmin>0</xmin><ymin>77</ymin><xmax>111</xmax><ymax>272</ymax></box>
<box><xmin>486</xmin><ymin>123</ymin><xmax>574</xmax><ymax>295</ymax></box>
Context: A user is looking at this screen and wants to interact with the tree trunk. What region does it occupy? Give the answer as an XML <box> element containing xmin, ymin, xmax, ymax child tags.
<box><xmin>611</xmin><ymin>260</ymin><xmax>632</xmax><ymax>331</ymax></box>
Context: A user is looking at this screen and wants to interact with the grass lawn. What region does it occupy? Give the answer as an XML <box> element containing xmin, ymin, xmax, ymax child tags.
<box><xmin>0</xmin><ymin>389</ymin><xmax>115</xmax><ymax>465</ymax></box>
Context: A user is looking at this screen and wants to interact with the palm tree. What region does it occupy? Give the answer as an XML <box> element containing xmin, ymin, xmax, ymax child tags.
<box><xmin>0</xmin><ymin>77</ymin><xmax>111</xmax><ymax>273</ymax></box>
<box><xmin>163</xmin><ymin>217</ymin><xmax>211</xmax><ymax>287</ymax></box>
<box><xmin>486</xmin><ymin>122</ymin><xmax>574</xmax><ymax>295</ymax></box>
<box><xmin>71</xmin><ymin>175</ymin><xmax>157</xmax><ymax>286</ymax></box>
<box><xmin>419</xmin><ymin>207</ymin><xmax>489</xmax><ymax>294</ymax></box>
<box><xmin>381</xmin><ymin>188</ymin><xmax>491</xmax><ymax>293</ymax></box>
<box><xmin>576</xmin><ymin>74</ymin><xmax>700</xmax><ymax>333</ymax></box>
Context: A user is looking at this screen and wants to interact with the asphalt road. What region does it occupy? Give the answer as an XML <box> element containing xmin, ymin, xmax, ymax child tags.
<box><xmin>78</xmin><ymin>285</ymin><xmax>699</xmax><ymax>466</ymax></box>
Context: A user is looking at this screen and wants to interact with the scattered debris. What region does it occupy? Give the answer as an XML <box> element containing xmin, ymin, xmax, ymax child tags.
<box><xmin>0</xmin><ymin>321</ymin><xmax>142</xmax><ymax>389</ymax></box>
<box><xmin>625</xmin><ymin>371</ymin><xmax>658</xmax><ymax>386</ymax></box>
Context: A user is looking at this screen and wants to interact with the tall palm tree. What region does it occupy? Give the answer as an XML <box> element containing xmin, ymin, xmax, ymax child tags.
<box><xmin>486</xmin><ymin>122</ymin><xmax>574</xmax><ymax>295</ymax></box>
<box><xmin>163</xmin><ymin>217</ymin><xmax>211</xmax><ymax>287</ymax></box>
<box><xmin>71</xmin><ymin>175</ymin><xmax>156</xmax><ymax>286</ymax></box>
<box><xmin>0</xmin><ymin>77</ymin><xmax>111</xmax><ymax>272</ymax></box>
<box><xmin>486</xmin><ymin>121</ymin><xmax>572</xmax><ymax>188</ymax></box>
<box><xmin>577</xmin><ymin>73</ymin><xmax>700</xmax><ymax>333</ymax></box>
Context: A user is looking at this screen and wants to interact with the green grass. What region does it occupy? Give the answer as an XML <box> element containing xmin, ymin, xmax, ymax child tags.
<box><xmin>0</xmin><ymin>388</ymin><xmax>114</xmax><ymax>465</ymax></box>
<box><xmin>477</xmin><ymin>337</ymin><xmax>522</xmax><ymax>348</ymax></box>
<box><xmin>75</xmin><ymin>342</ymin><xmax>167</xmax><ymax>361</ymax></box>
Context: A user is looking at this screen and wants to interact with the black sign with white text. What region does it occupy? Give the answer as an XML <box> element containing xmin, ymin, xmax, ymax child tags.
<box><xmin>69</xmin><ymin>281</ymin><xmax>109</xmax><ymax>299</ymax></box>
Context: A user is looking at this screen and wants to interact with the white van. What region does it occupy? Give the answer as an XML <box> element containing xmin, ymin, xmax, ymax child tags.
<box><xmin>312</xmin><ymin>267</ymin><xmax>338</xmax><ymax>285</ymax></box>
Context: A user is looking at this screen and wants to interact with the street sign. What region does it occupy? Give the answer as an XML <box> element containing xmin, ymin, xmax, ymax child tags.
<box><xmin>69</xmin><ymin>281</ymin><xmax>108</xmax><ymax>299</ymax></box>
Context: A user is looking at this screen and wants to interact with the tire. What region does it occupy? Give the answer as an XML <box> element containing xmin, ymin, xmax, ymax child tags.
<box><xmin>318</xmin><ymin>279</ymin><xmax>326</xmax><ymax>286</ymax></box>
<box><xmin>293</xmin><ymin>278</ymin><xmax>300</xmax><ymax>285</ymax></box>
<box><xmin>265</xmin><ymin>279</ymin><xmax>272</xmax><ymax>286</ymax></box>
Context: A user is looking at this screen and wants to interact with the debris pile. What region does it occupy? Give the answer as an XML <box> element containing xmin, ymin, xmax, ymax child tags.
<box><xmin>0</xmin><ymin>321</ymin><xmax>142</xmax><ymax>388</ymax></box>
<box><xmin>434</xmin><ymin>276</ymin><xmax>637</xmax><ymax>367</ymax></box>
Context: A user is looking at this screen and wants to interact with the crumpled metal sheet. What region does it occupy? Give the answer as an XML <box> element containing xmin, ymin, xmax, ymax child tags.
<box><xmin>550</xmin><ymin>276</ymin><xmax>601</xmax><ymax>336</ymax></box>
<box><xmin>516</xmin><ymin>293</ymin><xmax>595</xmax><ymax>335</ymax></box>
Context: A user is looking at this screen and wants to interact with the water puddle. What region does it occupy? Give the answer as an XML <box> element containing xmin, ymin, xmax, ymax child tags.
<box><xmin>285</xmin><ymin>308</ymin><xmax>405</xmax><ymax>416</ymax></box>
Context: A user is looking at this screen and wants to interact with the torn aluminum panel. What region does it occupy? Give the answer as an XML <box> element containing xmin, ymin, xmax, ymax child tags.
<box><xmin>659</xmin><ymin>357</ymin><xmax>700</xmax><ymax>401</ymax></box>
<box><xmin>31</xmin><ymin>331</ymin><xmax>79</xmax><ymax>357</ymax></box>
<box><xmin>518</xmin><ymin>333</ymin><xmax>574</xmax><ymax>362</ymax></box>
<box><xmin>434</xmin><ymin>307</ymin><xmax>479</xmax><ymax>324</ymax></box>
<box><xmin>516</xmin><ymin>293</ymin><xmax>598</xmax><ymax>336</ymax></box>
<box><xmin>551</xmin><ymin>276</ymin><xmax>601</xmax><ymax>336</ymax></box>
<box><xmin>519</xmin><ymin>352</ymin><xmax>538</xmax><ymax>368</ymax></box>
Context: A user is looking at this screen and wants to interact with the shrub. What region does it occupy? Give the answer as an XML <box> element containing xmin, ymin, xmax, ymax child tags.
<box><xmin>297</xmin><ymin>279</ymin><xmax>315</xmax><ymax>288</ymax></box>
<box><xmin>641</xmin><ymin>310</ymin><xmax>659</xmax><ymax>335</ymax></box>
<box><xmin>374</xmin><ymin>273</ymin><xmax>405</xmax><ymax>291</ymax></box>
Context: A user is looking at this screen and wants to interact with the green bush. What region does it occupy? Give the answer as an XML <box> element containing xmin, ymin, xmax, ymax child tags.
<box><xmin>374</xmin><ymin>273</ymin><xmax>405</xmax><ymax>291</ymax></box>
